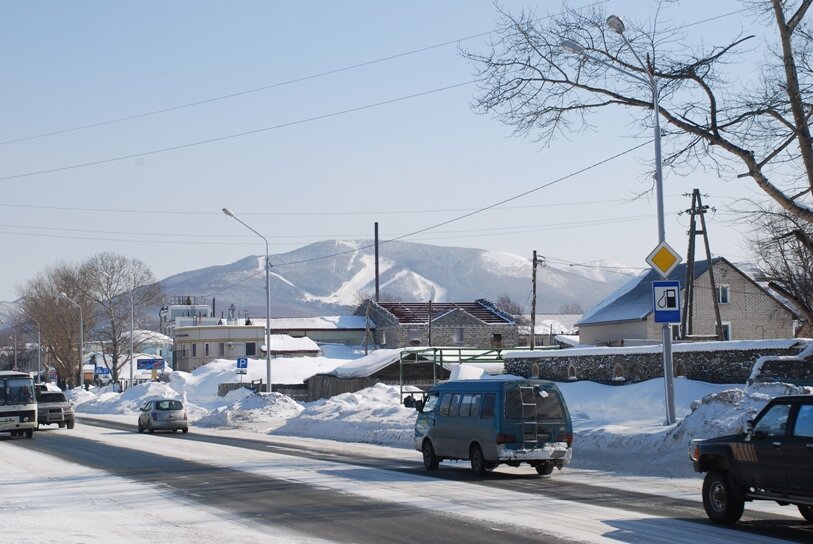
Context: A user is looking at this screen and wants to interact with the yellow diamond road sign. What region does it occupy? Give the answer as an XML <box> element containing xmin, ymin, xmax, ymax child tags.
<box><xmin>646</xmin><ymin>241</ymin><xmax>682</xmax><ymax>278</ymax></box>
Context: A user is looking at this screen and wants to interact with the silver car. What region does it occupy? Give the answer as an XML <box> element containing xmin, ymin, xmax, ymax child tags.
<box><xmin>36</xmin><ymin>391</ymin><xmax>75</xmax><ymax>429</ymax></box>
<box><xmin>137</xmin><ymin>399</ymin><xmax>189</xmax><ymax>434</ymax></box>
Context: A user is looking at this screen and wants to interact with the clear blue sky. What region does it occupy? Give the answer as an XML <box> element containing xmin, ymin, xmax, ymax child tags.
<box><xmin>0</xmin><ymin>1</ymin><xmax>771</xmax><ymax>301</ymax></box>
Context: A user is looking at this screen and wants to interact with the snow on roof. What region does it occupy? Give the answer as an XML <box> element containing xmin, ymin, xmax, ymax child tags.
<box><xmin>578</xmin><ymin>259</ymin><xmax>717</xmax><ymax>326</ymax></box>
<box><xmin>555</xmin><ymin>334</ymin><xmax>581</xmax><ymax>347</ymax></box>
<box><xmin>263</xmin><ymin>335</ymin><xmax>320</xmax><ymax>352</ymax></box>
<box><xmin>326</xmin><ymin>349</ymin><xmax>402</xmax><ymax>378</ymax></box>
<box><xmin>504</xmin><ymin>338</ymin><xmax>809</xmax><ymax>359</ymax></box>
<box><xmin>121</xmin><ymin>329</ymin><xmax>172</xmax><ymax>344</ymax></box>
<box><xmin>265</xmin><ymin>316</ymin><xmax>371</xmax><ymax>330</ymax></box>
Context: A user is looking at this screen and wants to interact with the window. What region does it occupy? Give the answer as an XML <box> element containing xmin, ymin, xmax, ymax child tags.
<box><xmin>246</xmin><ymin>342</ymin><xmax>256</xmax><ymax>356</ymax></box>
<box><xmin>794</xmin><ymin>405</ymin><xmax>813</xmax><ymax>438</ymax></box>
<box><xmin>491</xmin><ymin>334</ymin><xmax>503</xmax><ymax>348</ymax></box>
<box><xmin>452</xmin><ymin>328</ymin><xmax>464</xmax><ymax>344</ymax></box>
<box><xmin>219</xmin><ymin>343</ymin><xmax>225</xmax><ymax>356</ymax></box>
<box><xmin>534</xmin><ymin>389</ymin><xmax>563</xmax><ymax>419</ymax></box>
<box><xmin>204</xmin><ymin>343</ymin><xmax>209</xmax><ymax>356</ymax></box>
<box><xmin>721</xmin><ymin>323</ymin><xmax>732</xmax><ymax>341</ymax></box>
<box><xmin>458</xmin><ymin>394</ymin><xmax>480</xmax><ymax>418</ymax></box>
<box><xmin>422</xmin><ymin>393</ymin><xmax>439</xmax><ymax>413</ymax></box>
<box><xmin>717</xmin><ymin>285</ymin><xmax>730</xmax><ymax>304</ymax></box>
<box><xmin>753</xmin><ymin>403</ymin><xmax>792</xmax><ymax>436</ymax></box>
<box><xmin>480</xmin><ymin>393</ymin><xmax>496</xmax><ymax>419</ymax></box>
<box><xmin>191</xmin><ymin>344</ymin><xmax>197</xmax><ymax>357</ymax></box>
<box><xmin>505</xmin><ymin>386</ymin><xmax>523</xmax><ymax>420</ymax></box>
<box><xmin>448</xmin><ymin>394</ymin><xmax>462</xmax><ymax>417</ymax></box>
<box><xmin>438</xmin><ymin>394</ymin><xmax>453</xmax><ymax>416</ymax></box>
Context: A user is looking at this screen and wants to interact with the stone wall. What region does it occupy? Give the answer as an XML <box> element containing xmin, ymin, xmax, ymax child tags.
<box><xmin>505</xmin><ymin>346</ymin><xmax>806</xmax><ymax>384</ymax></box>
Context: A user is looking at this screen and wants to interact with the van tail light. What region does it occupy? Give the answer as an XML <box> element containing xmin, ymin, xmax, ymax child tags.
<box><xmin>566</xmin><ymin>433</ymin><xmax>574</xmax><ymax>447</ymax></box>
<box><xmin>496</xmin><ymin>433</ymin><xmax>516</xmax><ymax>444</ymax></box>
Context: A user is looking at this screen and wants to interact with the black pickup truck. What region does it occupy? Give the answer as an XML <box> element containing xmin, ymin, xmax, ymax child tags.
<box><xmin>690</xmin><ymin>395</ymin><xmax>813</xmax><ymax>524</ymax></box>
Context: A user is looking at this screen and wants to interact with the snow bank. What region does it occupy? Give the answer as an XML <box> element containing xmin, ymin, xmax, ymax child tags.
<box><xmin>195</xmin><ymin>389</ymin><xmax>303</xmax><ymax>431</ymax></box>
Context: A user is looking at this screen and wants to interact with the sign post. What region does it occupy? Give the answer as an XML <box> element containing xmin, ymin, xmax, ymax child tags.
<box><xmin>236</xmin><ymin>357</ymin><xmax>248</xmax><ymax>383</ymax></box>
<box><xmin>646</xmin><ymin>242</ymin><xmax>683</xmax><ymax>425</ymax></box>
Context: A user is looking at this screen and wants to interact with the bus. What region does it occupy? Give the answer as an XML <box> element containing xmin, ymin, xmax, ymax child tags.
<box><xmin>0</xmin><ymin>371</ymin><xmax>37</xmax><ymax>439</ymax></box>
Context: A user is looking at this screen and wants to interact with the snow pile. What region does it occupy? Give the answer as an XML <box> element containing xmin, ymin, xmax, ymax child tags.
<box><xmin>73</xmin><ymin>381</ymin><xmax>183</xmax><ymax>414</ymax></box>
<box><xmin>275</xmin><ymin>383</ymin><xmax>419</xmax><ymax>447</ymax></box>
<box><xmin>195</xmin><ymin>390</ymin><xmax>304</xmax><ymax>432</ymax></box>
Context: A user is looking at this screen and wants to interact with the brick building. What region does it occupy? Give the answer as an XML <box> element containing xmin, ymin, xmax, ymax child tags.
<box><xmin>354</xmin><ymin>299</ymin><xmax>518</xmax><ymax>349</ymax></box>
<box><xmin>578</xmin><ymin>257</ymin><xmax>797</xmax><ymax>346</ymax></box>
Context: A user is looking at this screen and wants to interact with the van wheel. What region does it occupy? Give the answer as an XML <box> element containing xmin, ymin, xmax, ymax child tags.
<box><xmin>535</xmin><ymin>462</ymin><xmax>554</xmax><ymax>476</ymax></box>
<box><xmin>470</xmin><ymin>444</ymin><xmax>487</xmax><ymax>476</ymax></box>
<box><xmin>702</xmin><ymin>471</ymin><xmax>744</xmax><ymax>524</ymax></box>
<box><xmin>799</xmin><ymin>504</ymin><xmax>813</xmax><ymax>523</ymax></box>
<box><xmin>422</xmin><ymin>440</ymin><xmax>439</xmax><ymax>470</ymax></box>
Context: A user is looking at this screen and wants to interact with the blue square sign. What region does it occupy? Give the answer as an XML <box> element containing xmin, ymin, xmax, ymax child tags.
<box><xmin>652</xmin><ymin>280</ymin><xmax>681</xmax><ymax>323</ymax></box>
<box><xmin>236</xmin><ymin>357</ymin><xmax>248</xmax><ymax>369</ymax></box>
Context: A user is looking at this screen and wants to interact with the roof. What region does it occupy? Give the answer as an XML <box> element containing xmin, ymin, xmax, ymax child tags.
<box><xmin>578</xmin><ymin>258</ymin><xmax>719</xmax><ymax>326</ymax></box>
<box><xmin>263</xmin><ymin>334</ymin><xmax>320</xmax><ymax>353</ymax></box>
<box><xmin>264</xmin><ymin>316</ymin><xmax>371</xmax><ymax>330</ymax></box>
<box><xmin>375</xmin><ymin>299</ymin><xmax>514</xmax><ymax>325</ymax></box>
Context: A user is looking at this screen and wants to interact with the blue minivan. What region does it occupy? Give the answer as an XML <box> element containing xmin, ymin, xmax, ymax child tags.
<box><xmin>413</xmin><ymin>377</ymin><xmax>573</xmax><ymax>475</ymax></box>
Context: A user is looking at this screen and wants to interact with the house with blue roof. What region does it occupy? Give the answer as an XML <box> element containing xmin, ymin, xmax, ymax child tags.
<box><xmin>577</xmin><ymin>257</ymin><xmax>797</xmax><ymax>346</ymax></box>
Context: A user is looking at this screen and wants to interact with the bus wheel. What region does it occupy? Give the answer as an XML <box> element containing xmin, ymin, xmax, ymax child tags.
<box><xmin>422</xmin><ymin>440</ymin><xmax>439</xmax><ymax>470</ymax></box>
<box><xmin>470</xmin><ymin>444</ymin><xmax>487</xmax><ymax>476</ymax></box>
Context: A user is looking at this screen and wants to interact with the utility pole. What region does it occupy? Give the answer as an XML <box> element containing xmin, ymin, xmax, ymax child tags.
<box><xmin>530</xmin><ymin>251</ymin><xmax>546</xmax><ymax>350</ymax></box>
<box><xmin>680</xmin><ymin>189</ymin><xmax>724</xmax><ymax>340</ymax></box>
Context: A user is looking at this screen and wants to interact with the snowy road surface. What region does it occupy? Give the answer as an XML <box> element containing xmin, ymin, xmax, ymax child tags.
<box><xmin>2</xmin><ymin>417</ymin><xmax>811</xmax><ymax>544</ymax></box>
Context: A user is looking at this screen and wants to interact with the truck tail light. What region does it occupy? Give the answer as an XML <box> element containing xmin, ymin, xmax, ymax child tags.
<box><xmin>566</xmin><ymin>433</ymin><xmax>574</xmax><ymax>447</ymax></box>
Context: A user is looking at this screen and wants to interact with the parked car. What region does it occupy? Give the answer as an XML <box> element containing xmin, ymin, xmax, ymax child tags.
<box><xmin>36</xmin><ymin>391</ymin><xmax>75</xmax><ymax>429</ymax></box>
<box><xmin>413</xmin><ymin>377</ymin><xmax>573</xmax><ymax>476</ymax></box>
<box><xmin>748</xmin><ymin>356</ymin><xmax>813</xmax><ymax>387</ymax></box>
<box><xmin>690</xmin><ymin>395</ymin><xmax>813</xmax><ymax>524</ymax></box>
<box><xmin>138</xmin><ymin>399</ymin><xmax>188</xmax><ymax>434</ymax></box>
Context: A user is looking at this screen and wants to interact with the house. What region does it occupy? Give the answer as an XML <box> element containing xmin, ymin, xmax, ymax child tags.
<box><xmin>249</xmin><ymin>316</ymin><xmax>373</xmax><ymax>346</ymax></box>
<box><xmin>518</xmin><ymin>313</ymin><xmax>581</xmax><ymax>347</ymax></box>
<box><xmin>577</xmin><ymin>257</ymin><xmax>797</xmax><ymax>346</ymax></box>
<box><xmin>354</xmin><ymin>299</ymin><xmax>518</xmax><ymax>349</ymax></box>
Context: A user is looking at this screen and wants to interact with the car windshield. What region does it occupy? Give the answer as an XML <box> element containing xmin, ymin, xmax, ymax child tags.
<box><xmin>155</xmin><ymin>400</ymin><xmax>183</xmax><ymax>411</ymax></box>
<box><xmin>38</xmin><ymin>392</ymin><xmax>67</xmax><ymax>403</ymax></box>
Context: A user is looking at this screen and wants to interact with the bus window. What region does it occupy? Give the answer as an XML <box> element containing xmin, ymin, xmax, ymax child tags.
<box><xmin>480</xmin><ymin>393</ymin><xmax>495</xmax><ymax>419</ymax></box>
<box><xmin>449</xmin><ymin>394</ymin><xmax>462</xmax><ymax>417</ymax></box>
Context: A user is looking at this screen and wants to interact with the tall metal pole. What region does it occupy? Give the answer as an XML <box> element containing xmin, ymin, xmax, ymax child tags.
<box><xmin>130</xmin><ymin>289</ymin><xmax>135</xmax><ymax>389</ymax></box>
<box><xmin>223</xmin><ymin>208</ymin><xmax>272</xmax><ymax>392</ymax></box>
<box><xmin>563</xmin><ymin>17</ymin><xmax>676</xmax><ymax>423</ymax></box>
<box><xmin>610</xmin><ymin>15</ymin><xmax>676</xmax><ymax>424</ymax></box>
<box><xmin>61</xmin><ymin>293</ymin><xmax>84</xmax><ymax>389</ymax></box>
<box><xmin>530</xmin><ymin>251</ymin><xmax>537</xmax><ymax>350</ymax></box>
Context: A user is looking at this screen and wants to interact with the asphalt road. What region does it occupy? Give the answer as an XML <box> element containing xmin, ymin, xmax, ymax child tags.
<box><xmin>15</xmin><ymin>417</ymin><xmax>813</xmax><ymax>544</ymax></box>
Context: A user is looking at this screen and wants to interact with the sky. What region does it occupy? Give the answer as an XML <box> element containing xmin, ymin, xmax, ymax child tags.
<box><xmin>0</xmin><ymin>1</ymin><xmax>780</xmax><ymax>302</ymax></box>
<box><xmin>5</xmin><ymin>343</ymin><xmax>809</xmax><ymax>543</ymax></box>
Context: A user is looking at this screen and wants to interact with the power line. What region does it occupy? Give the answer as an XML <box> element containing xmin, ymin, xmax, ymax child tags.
<box><xmin>0</xmin><ymin>81</ymin><xmax>473</xmax><ymax>183</ymax></box>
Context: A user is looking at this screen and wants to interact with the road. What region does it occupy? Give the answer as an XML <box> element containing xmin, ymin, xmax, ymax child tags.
<box><xmin>6</xmin><ymin>416</ymin><xmax>813</xmax><ymax>544</ymax></box>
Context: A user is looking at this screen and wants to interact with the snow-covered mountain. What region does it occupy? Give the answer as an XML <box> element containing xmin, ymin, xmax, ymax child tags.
<box><xmin>159</xmin><ymin>240</ymin><xmax>632</xmax><ymax>318</ymax></box>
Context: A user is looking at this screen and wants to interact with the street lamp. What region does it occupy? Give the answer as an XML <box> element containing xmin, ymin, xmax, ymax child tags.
<box><xmin>61</xmin><ymin>292</ymin><xmax>84</xmax><ymax>389</ymax></box>
<box><xmin>222</xmin><ymin>207</ymin><xmax>272</xmax><ymax>392</ymax></box>
<box><xmin>562</xmin><ymin>16</ymin><xmax>676</xmax><ymax>424</ymax></box>
<box><xmin>18</xmin><ymin>310</ymin><xmax>41</xmax><ymax>382</ymax></box>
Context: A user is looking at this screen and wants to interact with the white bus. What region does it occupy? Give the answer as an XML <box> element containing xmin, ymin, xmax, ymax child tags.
<box><xmin>0</xmin><ymin>371</ymin><xmax>36</xmax><ymax>439</ymax></box>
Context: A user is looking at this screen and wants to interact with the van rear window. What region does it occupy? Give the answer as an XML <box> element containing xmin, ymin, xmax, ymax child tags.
<box><xmin>536</xmin><ymin>390</ymin><xmax>564</xmax><ymax>419</ymax></box>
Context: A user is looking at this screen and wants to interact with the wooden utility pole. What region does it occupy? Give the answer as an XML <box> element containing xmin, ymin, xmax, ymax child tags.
<box><xmin>680</xmin><ymin>189</ymin><xmax>724</xmax><ymax>340</ymax></box>
<box><xmin>530</xmin><ymin>251</ymin><xmax>545</xmax><ymax>350</ymax></box>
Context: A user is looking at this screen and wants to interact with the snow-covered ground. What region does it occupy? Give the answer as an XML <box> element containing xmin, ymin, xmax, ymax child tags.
<box><xmin>65</xmin><ymin>350</ymin><xmax>812</xmax><ymax>478</ymax></box>
<box><xmin>5</xmin><ymin>348</ymin><xmax>811</xmax><ymax>543</ymax></box>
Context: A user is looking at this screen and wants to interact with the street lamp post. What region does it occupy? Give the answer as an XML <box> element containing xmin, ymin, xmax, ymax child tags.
<box><xmin>562</xmin><ymin>15</ymin><xmax>676</xmax><ymax>424</ymax></box>
<box><xmin>222</xmin><ymin>208</ymin><xmax>272</xmax><ymax>392</ymax></box>
<box><xmin>61</xmin><ymin>292</ymin><xmax>84</xmax><ymax>389</ymax></box>
<box><xmin>18</xmin><ymin>310</ymin><xmax>41</xmax><ymax>382</ymax></box>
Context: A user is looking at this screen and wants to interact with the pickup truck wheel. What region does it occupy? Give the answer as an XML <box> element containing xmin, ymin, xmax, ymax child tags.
<box><xmin>470</xmin><ymin>444</ymin><xmax>487</xmax><ymax>476</ymax></box>
<box><xmin>703</xmin><ymin>471</ymin><xmax>744</xmax><ymax>524</ymax></box>
<box><xmin>67</xmin><ymin>420</ymin><xmax>75</xmax><ymax>430</ymax></box>
<box><xmin>798</xmin><ymin>504</ymin><xmax>813</xmax><ymax>523</ymax></box>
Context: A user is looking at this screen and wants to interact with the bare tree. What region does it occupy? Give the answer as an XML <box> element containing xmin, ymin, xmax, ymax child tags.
<box><xmin>748</xmin><ymin>207</ymin><xmax>813</xmax><ymax>335</ymax></box>
<box><xmin>79</xmin><ymin>252</ymin><xmax>163</xmax><ymax>385</ymax></box>
<box><xmin>495</xmin><ymin>295</ymin><xmax>528</xmax><ymax>325</ymax></box>
<box><xmin>464</xmin><ymin>1</ymin><xmax>813</xmax><ymax>222</ymax></box>
<box><xmin>17</xmin><ymin>262</ymin><xmax>93</xmax><ymax>387</ymax></box>
<box><xmin>559</xmin><ymin>303</ymin><xmax>584</xmax><ymax>314</ymax></box>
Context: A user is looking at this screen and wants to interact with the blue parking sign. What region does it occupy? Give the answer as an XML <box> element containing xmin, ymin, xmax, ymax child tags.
<box><xmin>236</xmin><ymin>357</ymin><xmax>248</xmax><ymax>369</ymax></box>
